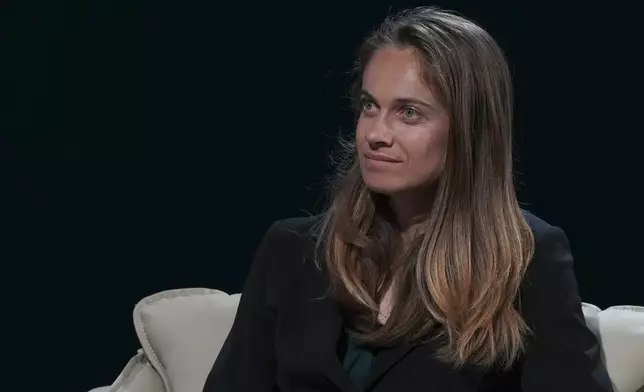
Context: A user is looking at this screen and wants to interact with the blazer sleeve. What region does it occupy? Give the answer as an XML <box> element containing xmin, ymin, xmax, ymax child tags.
<box><xmin>519</xmin><ymin>224</ymin><xmax>614</xmax><ymax>392</ymax></box>
<box><xmin>202</xmin><ymin>222</ymin><xmax>282</xmax><ymax>392</ymax></box>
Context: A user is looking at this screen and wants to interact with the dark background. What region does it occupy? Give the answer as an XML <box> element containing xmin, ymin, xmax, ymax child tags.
<box><xmin>2</xmin><ymin>1</ymin><xmax>642</xmax><ymax>391</ymax></box>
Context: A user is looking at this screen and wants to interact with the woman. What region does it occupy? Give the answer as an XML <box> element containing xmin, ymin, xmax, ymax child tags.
<box><xmin>203</xmin><ymin>6</ymin><xmax>612</xmax><ymax>392</ymax></box>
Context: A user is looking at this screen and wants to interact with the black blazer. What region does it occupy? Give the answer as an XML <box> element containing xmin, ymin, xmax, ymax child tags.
<box><xmin>203</xmin><ymin>211</ymin><xmax>613</xmax><ymax>392</ymax></box>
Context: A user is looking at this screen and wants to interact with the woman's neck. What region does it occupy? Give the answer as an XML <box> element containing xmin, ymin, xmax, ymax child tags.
<box><xmin>388</xmin><ymin>188</ymin><xmax>435</xmax><ymax>243</ymax></box>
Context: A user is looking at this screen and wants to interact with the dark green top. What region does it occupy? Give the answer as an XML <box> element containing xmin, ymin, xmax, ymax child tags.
<box><xmin>340</xmin><ymin>334</ymin><xmax>377</xmax><ymax>391</ymax></box>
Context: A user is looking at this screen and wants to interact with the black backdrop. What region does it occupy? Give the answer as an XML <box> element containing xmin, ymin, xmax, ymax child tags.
<box><xmin>2</xmin><ymin>1</ymin><xmax>642</xmax><ymax>391</ymax></box>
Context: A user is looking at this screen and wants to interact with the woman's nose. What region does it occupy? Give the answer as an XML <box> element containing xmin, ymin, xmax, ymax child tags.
<box><xmin>365</xmin><ymin>118</ymin><xmax>394</xmax><ymax>148</ymax></box>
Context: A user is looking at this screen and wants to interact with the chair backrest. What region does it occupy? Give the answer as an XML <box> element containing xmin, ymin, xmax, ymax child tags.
<box><xmin>133</xmin><ymin>288</ymin><xmax>241</xmax><ymax>392</ymax></box>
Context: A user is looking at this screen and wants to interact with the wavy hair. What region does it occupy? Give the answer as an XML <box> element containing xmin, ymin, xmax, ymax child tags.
<box><xmin>314</xmin><ymin>6</ymin><xmax>535</xmax><ymax>370</ymax></box>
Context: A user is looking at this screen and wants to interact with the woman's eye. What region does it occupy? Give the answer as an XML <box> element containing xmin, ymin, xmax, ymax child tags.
<box><xmin>361</xmin><ymin>100</ymin><xmax>375</xmax><ymax>112</ymax></box>
<box><xmin>403</xmin><ymin>107</ymin><xmax>419</xmax><ymax>118</ymax></box>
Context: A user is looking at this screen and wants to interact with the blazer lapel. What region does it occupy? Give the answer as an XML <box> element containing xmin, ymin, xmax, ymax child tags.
<box><xmin>301</xmin><ymin>249</ymin><xmax>359</xmax><ymax>392</ymax></box>
<box><xmin>367</xmin><ymin>338</ymin><xmax>487</xmax><ymax>391</ymax></box>
<box><xmin>364</xmin><ymin>342</ymin><xmax>416</xmax><ymax>388</ymax></box>
<box><xmin>307</xmin><ymin>293</ymin><xmax>361</xmax><ymax>392</ymax></box>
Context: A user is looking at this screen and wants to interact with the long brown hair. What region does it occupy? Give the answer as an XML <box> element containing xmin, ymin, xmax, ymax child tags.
<box><xmin>314</xmin><ymin>6</ymin><xmax>535</xmax><ymax>370</ymax></box>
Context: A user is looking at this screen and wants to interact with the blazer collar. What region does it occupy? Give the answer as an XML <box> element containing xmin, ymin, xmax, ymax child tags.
<box><xmin>304</xmin><ymin>249</ymin><xmax>420</xmax><ymax>391</ymax></box>
<box><xmin>366</xmin><ymin>342</ymin><xmax>416</xmax><ymax>388</ymax></box>
<box><xmin>308</xmin><ymin>293</ymin><xmax>361</xmax><ymax>392</ymax></box>
<box><xmin>307</xmin><ymin>291</ymin><xmax>422</xmax><ymax>392</ymax></box>
<box><xmin>304</xmin><ymin>272</ymin><xmax>486</xmax><ymax>392</ymax></box>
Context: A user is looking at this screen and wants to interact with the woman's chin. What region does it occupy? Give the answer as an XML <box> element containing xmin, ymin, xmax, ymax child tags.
<box><xmin>363</xmin><ymin>178</ymin><xmax>406</xmax><ymax>196</ymax></box>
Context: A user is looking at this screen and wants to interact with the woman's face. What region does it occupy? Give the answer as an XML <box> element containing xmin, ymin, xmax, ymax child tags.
<box><xmin>356</xmin><ymin>47</ymin><xmax>450</xmax><ymax>196</ymax></box>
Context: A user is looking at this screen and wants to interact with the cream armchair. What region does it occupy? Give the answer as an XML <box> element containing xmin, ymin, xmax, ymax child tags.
<box><xmin>89</xmin><ymin>288</ymin><xmax>644</xmax><ymax>392</ymax></box>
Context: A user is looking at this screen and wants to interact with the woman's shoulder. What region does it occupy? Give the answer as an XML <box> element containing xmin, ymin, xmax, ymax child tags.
<box><xmin>520</xmin><ymin>208</ymin><xmax>576</xmax><ymax>296</ymax></box>
<box><xmin>258</xmin><ymin>214</ymin><xmax>325</xmax><ymax>265</ymax></box>
<box><xmin>521</xmin><ymin>209</ymin><xmax>565</xmax><ymax>240</ymax></box>
<box><xmin>269</xmin><ymin>213</ymin><xmax>324</xmax><ymax>239</ymax></box>
<box><xmin>259</xmin><ymin>214</ymin><xmax>328</xmax><ymax>297</ymax></box>
<box><xmin>521</xmin><ymin>208</ymin><xmax>573</xmax><ymax>261</ymax></box>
